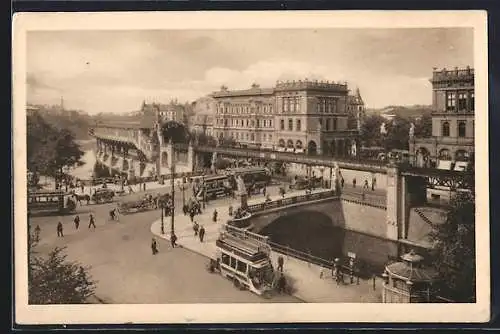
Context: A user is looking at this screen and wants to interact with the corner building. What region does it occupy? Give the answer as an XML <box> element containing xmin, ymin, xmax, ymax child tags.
<box><xmin>211</xmin><ymin>80</ymin><xmax>361</xmax><ymax>156</ymax></box>
<box><xmin>410</xmin><ymin>67</ymin><xmax>475</xmax><ymax>169</ymax></box>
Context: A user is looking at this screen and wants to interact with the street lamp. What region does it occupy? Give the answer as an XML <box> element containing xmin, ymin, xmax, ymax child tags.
<box><xmin>160</xmin><ymin>201</ymin><xmax>165</xmax><ymax>235</ymax></box>
<box><xmin>170</xmin><ymin>163</ymin><xmax>175</xmax><ymax>236</ymax></box>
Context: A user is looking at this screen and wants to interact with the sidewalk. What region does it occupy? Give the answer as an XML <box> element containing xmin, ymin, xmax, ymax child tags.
<box><xmin>150</xmin><ymin>188</ymin><xmax>383</xmax><ymax>303</ymax></box>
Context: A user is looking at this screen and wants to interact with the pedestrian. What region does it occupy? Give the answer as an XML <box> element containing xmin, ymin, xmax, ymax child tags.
<box><xmin>143</xmin><ymin>182</ymin><xmax>146</xmax><ymax>192</ymax></box>
<box><xmin>371</xmin><ymin>176</ymin><xmax>376</xmax><ymax>191</ymax></box>
<box><xmin>363</xmin><ymin>179</ymin><xmax>369</xmax><ymax>190</ymax></box>
<box><xmin>114</xmin><ymin>206</ymin><xmax>120</xmax><ymax>221</ymax></box>
<box><xmin>212</xmin><ymin>209</ymin><xmax>218</xmax><ymax>222</ymax></box>
<box><xmin>352</xmin><ymin>178</ymin><xmax>357</xmax><ymax>188</ymax></box>
<box><xmin>277</xmin><ymin>255</ymin><xmax>284</xmax><ymax>272</ymax></box>
<box><xmin>80</xmin><ymin>184</ymin><xmax>85</xmax><ymax>194</ymax></box>
<box><xmin>193</xmin><ymin>221</ymin><xmax>199</xmax><ymax>236</ymax></box>
<box><xmin>171</xmin><ymin>233</ymin><xmax>178</xmax><ymax>248</ymax></box>
<box><xmin>57</xmin><ymin>221</ymin><xmax>64</xmax><ymax>237</ymax></box>
<box><xmin>199</xmin><ymin>225</ymin><xmax>206</xmax><ymax>242</ymax></box>
<box><xmin>109</xmin><ymin>209</ymin><xmax>116</xmax><ymax>221</ymax></box>
<box><xmin>74</xmin><ymin>215</ymin><xmax>80</xmax><ymax>229</ymax></box>
<box><xmin>88</xmin><ymin>214</ymin><xmax>96</xmax><ymax>229</ymax></box>
<box><xmin>151</xmin><ymin>238</ymin><xmax>158</xmax><ymax>255</ymax></box>
<box><xmin>228</xmin><ymin>205</ymin><xmax>233</xmax><ymax>216</ymax></box>
<box><xmin>277</xmin><ymin>273</ymin><xmax>286</xmax><ymax>294</ymax></box>
<box><xmin>34</xmin><ymin>224</ymin><xmax>41</xmax><ymax>242</ymax></box>
<box><xmin>341</xmin><ymin>177</ymin><xmax>345</xmax><ymax>188</ymax></box>
<box><xmin>263</xmin><ymin>186</ymin><xmax>267</xmax><ymax>197</ymax></box>
<box><xmin>189</xmin><ymin>209</ymin><xmax>195</xmax><ymax>223</ymax></box>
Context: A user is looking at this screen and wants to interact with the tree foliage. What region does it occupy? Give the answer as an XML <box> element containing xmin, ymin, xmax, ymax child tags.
<box><xmin>360</xmin><ymin>114</ymin><xmax>385</xmax><ymax>148</ymax></box>
<box><xmin>160</xmin><ymin>121</ymin><xmax>190</xmax><ymax>144</ymax></box>
<box><xmin>414</xmin><ymin>112</ymin><xmax>433</xmax><ymax>138</ymax></box>
<box><xmin>27</xmin><ymin>112</ymin><xmax>84</xmax><ymax>179</ymax></box>
<box><xmin>28</xmin><ymin>235</ymin><xmax>97</xmax><ymax>304</ymax></box>
<box><xmin>429</xmin><ymin>190</ymin><xmax>476</xmax><ymax>302</ymax></box>
<box><xmin>360</xmin><ymin>114</ymin><xmax>412</xmax><ymax>150</ymax></box>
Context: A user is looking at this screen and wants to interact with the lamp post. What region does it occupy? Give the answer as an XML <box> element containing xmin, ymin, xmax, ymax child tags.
<box><xmin>160</xmin><ymin>201</ymin><xmax>165</xmax><ymax>235</ymax></box>
<box><xmin>170</xmin><ymin>163</ymin><xmax>175</xmax><ymax>236</ymax></box>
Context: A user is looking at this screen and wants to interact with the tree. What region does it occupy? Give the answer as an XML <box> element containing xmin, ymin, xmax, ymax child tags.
<box><xmin>359</xmin><ymin>114</ymin><xmax>385</xmax><ymax>148</ymax></box>
<box><xmin>27</xmin><ymin>112</ymin><xmax>84</xmax><ymax>182</ymax></box>
<box><xmin>428</xmin><ymin>190</ymin><xmax>476</xmax><ymax>302</ymax></box>
<box><xmin>414</xmin><ymin>112</ymin><xmax>432</xmax><ymax>138</ymax></box>
<box><xmin>384</xmin><ymin>115</ymin><xmax>411</xmax><ymax>151</ymax></box>
<box><xmin>28</xmin><ymin>235</ymin><xmax>97</xmax><ymax>304</ymax></box>
<box><xmin>160</xmin><ymin>121</ymin><xmax>190</xmax><ymax>144</ymax></box>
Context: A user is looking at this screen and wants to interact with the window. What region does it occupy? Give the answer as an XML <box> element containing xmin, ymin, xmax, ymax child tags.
<box><xmin>257</xmin><ymin>120</ymin><xmax>260</xmax><ymax>127</ymax></box>
<box><xmin>327</xmin><ymin>102</ymin><xmax>331</xmax><ymax>113</ymax></box>
<box><xmin>284</xmin><ymin>98</ymin><xmax>288</xmax><ymax>112</ymax></box>
<box><xmin>469</xmin><ymin>92</ymin><xmax>475</xmax><ymax>111</ymax></box>
<box><xmin>251</xmin><ymin>120</ymin><xmax>255</xmax><ymax>127</ymax></box>
<box><xmin>236</xmin><ymin>260</ymin><xmax>247</xmax><ymax>273</ymax></box>
<box><xmin>288</xmin><ymin>119</ymin><xmax>293</xmax><ymax>131</ymax></box>
<box><xmin>221</xmin><ymin>254</ymin><xmax>230</xmax><ymax>266</ymax></box>
<box><xmin>333</xmin><ymin>118</ymin><xmax>337</xmax><ymax>130</ymax></box>
<box><xmin>296</xmin><ymin>119</ymin><xmax>301</xmax><ymax>131</ymax></box>
<box><xmin>295</xmin><ymin>98</ymin><xmax>300</xmax><ymax>112</ymax></box>
<box><xmin>446</xmin><ymin>92</ymin><xmax>456</xmax><ymax>111</ymax></box>
<box><xmin>290</xmin><ymin>99</ymin><xmax>295</xmax><ymax>112</ymax></box>
<box><xmin>224</xmin><ymin>119</ymin><xmax>228</xmax><ymax>127</ymax></box>
<box><xmin>317</xmin><ymin>102</ymin><xmax>321</xmax><ymax>113</ymax></box>
<box><xmin>269</xmin><ymin>135</ymin><xmax>272</xmax><ymax>140</ymax></box>
<box><xmin>458</xmin><ymin>121</ymin><xmax>466</xmax><ymax>137</ymax></box>
<box><xmin>230</xmin><ymin>257</ymin><xmax>237</xmax><ymax>269</ymax></box>
<box><xmin>458</xmin><ymin>92</ymin><xmax>467</xmax><ymax>110</ymax></box>
<box><xmin>280</xmin><ymin>119</ymin><xmax>285</xmax><ymax>130</ymax></box>
<box><xmin>251</xmin><ymin>133</ymin><xmax>255</xmax><ymax>141</ymax></box>
<box><xmin>270</xmin><ymin>120</ymin><xmax>273</xmax><ymax>127</ymax></box>
<box><xmin>442</xmin><ymin>121</ymin><xmax>450</xmax><ymax>137</ymax></box>
<box><xmin>246</xmin><ymin>120</ymin><xmax>249</xmax><ymax>127</ymax></box>
<box><xmin>326</xmin><ymin>118</ymin><xmax>331</xmax><ymax>131</ymax></box>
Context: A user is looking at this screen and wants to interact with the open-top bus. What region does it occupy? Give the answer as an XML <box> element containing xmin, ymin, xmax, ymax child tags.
<box><xmin>210</xmin><ymin>224</ymin><xmax>275</xmax><ymax>296</ymax></box>
<box><xmin>28</xmin><ymin>190</ymin><xmax>76</xmax><ymax>215</ymax></box>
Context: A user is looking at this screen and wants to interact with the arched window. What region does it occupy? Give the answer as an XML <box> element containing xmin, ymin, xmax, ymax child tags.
<box><xmin>441</xmin><ymin>122</ymin><xmax>450</xmax><ymax>137</ymax></box>
<box><xmin>455</xmin><ymin>150</ymin><xmax>469</xmax><ymax>162</ymax></box>
<box><xmin>296</xmin><ymin>140</ymin><xmax>303</xmax><ymax>149</ymax></box>
<box><xmin>287</xmin><ymin>139</ymin><xmax>294</xmax><ymax>148</ymax></box>
<box><xmin>458</xmin><ymin>121</ymin><xmax>466</xmax><ymax>137</ymax></box>
<box><xmin>278</xmin><ymin>139</ymin><xmax>285</xmax><ymax>147</ymax></box>
<box><xmin>438</xmin><ymin>149</ymin><xmax>451</xmax><ymax>160</ymax></box>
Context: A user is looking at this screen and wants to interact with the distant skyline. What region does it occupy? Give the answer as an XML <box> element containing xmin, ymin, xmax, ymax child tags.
<box><xmin>27</xmin><ymin>28</ymin><xmax>473</xmax><ymax>115</ymax></box>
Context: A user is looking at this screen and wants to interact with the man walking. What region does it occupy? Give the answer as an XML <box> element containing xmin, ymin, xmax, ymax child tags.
<box><xmin>151</xmin><ymin>238</ymin><xmax>158</xmax><ymax>255</ymax></box>
<box><xmin>193</xmin><ymin>221</ymin><xmax>199</xmax><ymax>236</ymax></box>
<box><xmin>171</xmin><ymin>233</ymin><xmax>178</xmax><ymax>248</ymax></box>
<box><xmin>352</xmin><ymin>177</ymin><xmax>357</xmax><ymax>188</ymax></box>
<box><xmin>199</xmin><ymin>225</ymin><xmax>206</xmax><ymax>243</ymax></box>
<box><xmin>57</xmin><ymin>221</ymin><xmax>64</xmax><ymax>237</ymax></box>
<box><xmin>109</xmin><ymin>209</ymin><xmax>116</xmax><ymax>221</ymax></box>
<box><xmin>88</xmin><ymin>214</ymin><xmax>96</xmax><ymax>229</ymax></box>
<box><xmin>371</xmin><ymin>176</ymin><xmax>377</xmax><ymax>191</ymax></box>
<box><xmin>74</xmin><ymin>215</ymin><xmax>80</xmax><ymax>230</ymax></box>
<box><xmin>363</xmin><ymin>179</ymin><xmax>369</xmax><ymax>190</ymax></box>
<box><xmin>277</xmin><ymin>255</ymin><xmax>284</xmax><ymax>272</ymax></box>
<box><xmin>34</xmin><ymin>224</ymin><xmax>41</xmax><ymax>242</ymax></box>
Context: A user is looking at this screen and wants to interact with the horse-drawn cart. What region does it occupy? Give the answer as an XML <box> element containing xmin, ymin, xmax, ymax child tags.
<box><xmin>118</xmin><ymin>197</ymin><xmax>155</xmax><ymax>215</ymax></box>
<box><xmin>91</xmin><ymin>188</ymin><xmax>115</xmax><ymax>204</ymax></box>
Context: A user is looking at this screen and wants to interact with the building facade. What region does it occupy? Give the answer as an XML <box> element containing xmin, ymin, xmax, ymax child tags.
<box><xmin>409</xmin><ymin>67</ymin><xmax>475</xmax><ymax>170</ymax></box>
<box><xmin>211</xmin><ymin>80</ymin><xmax>361</xmax><ymax>156</ymax></box>
<box><xmin>189</xmin><ymin>96</ymin><xmax>216</xmax><ymax>137</ymax></box>
<box><xmin>140</xmin><ymin>100</ymin><xmax>185</xmax><ymax>124</ymax></box>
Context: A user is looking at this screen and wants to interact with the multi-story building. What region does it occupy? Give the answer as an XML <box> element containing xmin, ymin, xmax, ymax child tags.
<box><xmin>211</xmin><ymin>80</ymin><xmax>361</xmax><ymax>156</ymax></box>
<box><xmin>189</xmin><ymin>96</ymin><xmax>216</xmax><ymax>137</ymax></box>
<box><xmin>409</xmin><ymin>66</ymin><xmax>475</xmax><ymax>170</ymax></box>
<box><xmin>140</xmin><ymin>100</ymin><xmax>185</xmax><ymax>123</ymax></box>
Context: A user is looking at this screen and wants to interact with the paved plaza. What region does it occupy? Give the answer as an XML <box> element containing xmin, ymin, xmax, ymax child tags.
<box><xmin>151</xmin><ymin>188</ymin><xmax>383</xmax><ymax>303</ymax></box>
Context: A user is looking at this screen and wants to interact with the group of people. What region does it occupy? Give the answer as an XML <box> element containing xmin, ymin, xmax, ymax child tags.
<box><xmin>31</xmin><ymin>212</ymin><xmax>101</xmax><ymax>242</ymax></box>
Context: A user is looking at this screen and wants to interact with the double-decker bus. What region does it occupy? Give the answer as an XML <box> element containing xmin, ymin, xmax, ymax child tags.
<box><xmin>211</xmin><ymin>224</ymin><xmax>275</xmax><ymax>296</ymax></box>
<box><xmin>195</xmin><ymin>175</ymin><xmax>233</xmax><ymax>201</ymax></box>
<box><xmin>28</xmin><ymin>190</ymin><xmax>76</xmax><ymax>215</ymax></box>
<box><xmin>225</xmin><ymin>167</ymin><xmax>271</xmax><ymax>190</ymax></box>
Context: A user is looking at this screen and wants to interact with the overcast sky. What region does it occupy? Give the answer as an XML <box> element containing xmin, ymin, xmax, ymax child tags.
<box><xmin>26</xmin><ymin>28</ymin><xmax>473</xmax><ymax>114</ymax></box>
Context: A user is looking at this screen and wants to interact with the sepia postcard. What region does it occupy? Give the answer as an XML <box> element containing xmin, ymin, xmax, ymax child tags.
<box><xmin>13</xmin><ymin>10</ymin><xmax>490</xmax><ymax>325</ymax></box>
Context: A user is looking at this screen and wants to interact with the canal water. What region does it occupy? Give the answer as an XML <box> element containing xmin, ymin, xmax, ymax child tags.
<box><xmin>260</xmin><ymin>210</ymin><xmax>397</xmax><ymax>275</ymax></box>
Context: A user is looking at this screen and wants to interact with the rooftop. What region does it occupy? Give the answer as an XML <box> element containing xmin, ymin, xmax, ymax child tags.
<box><xmin>431</xmin><ymin>66</ymin><xmax>474</xmax><ymax>83</ymax></box>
